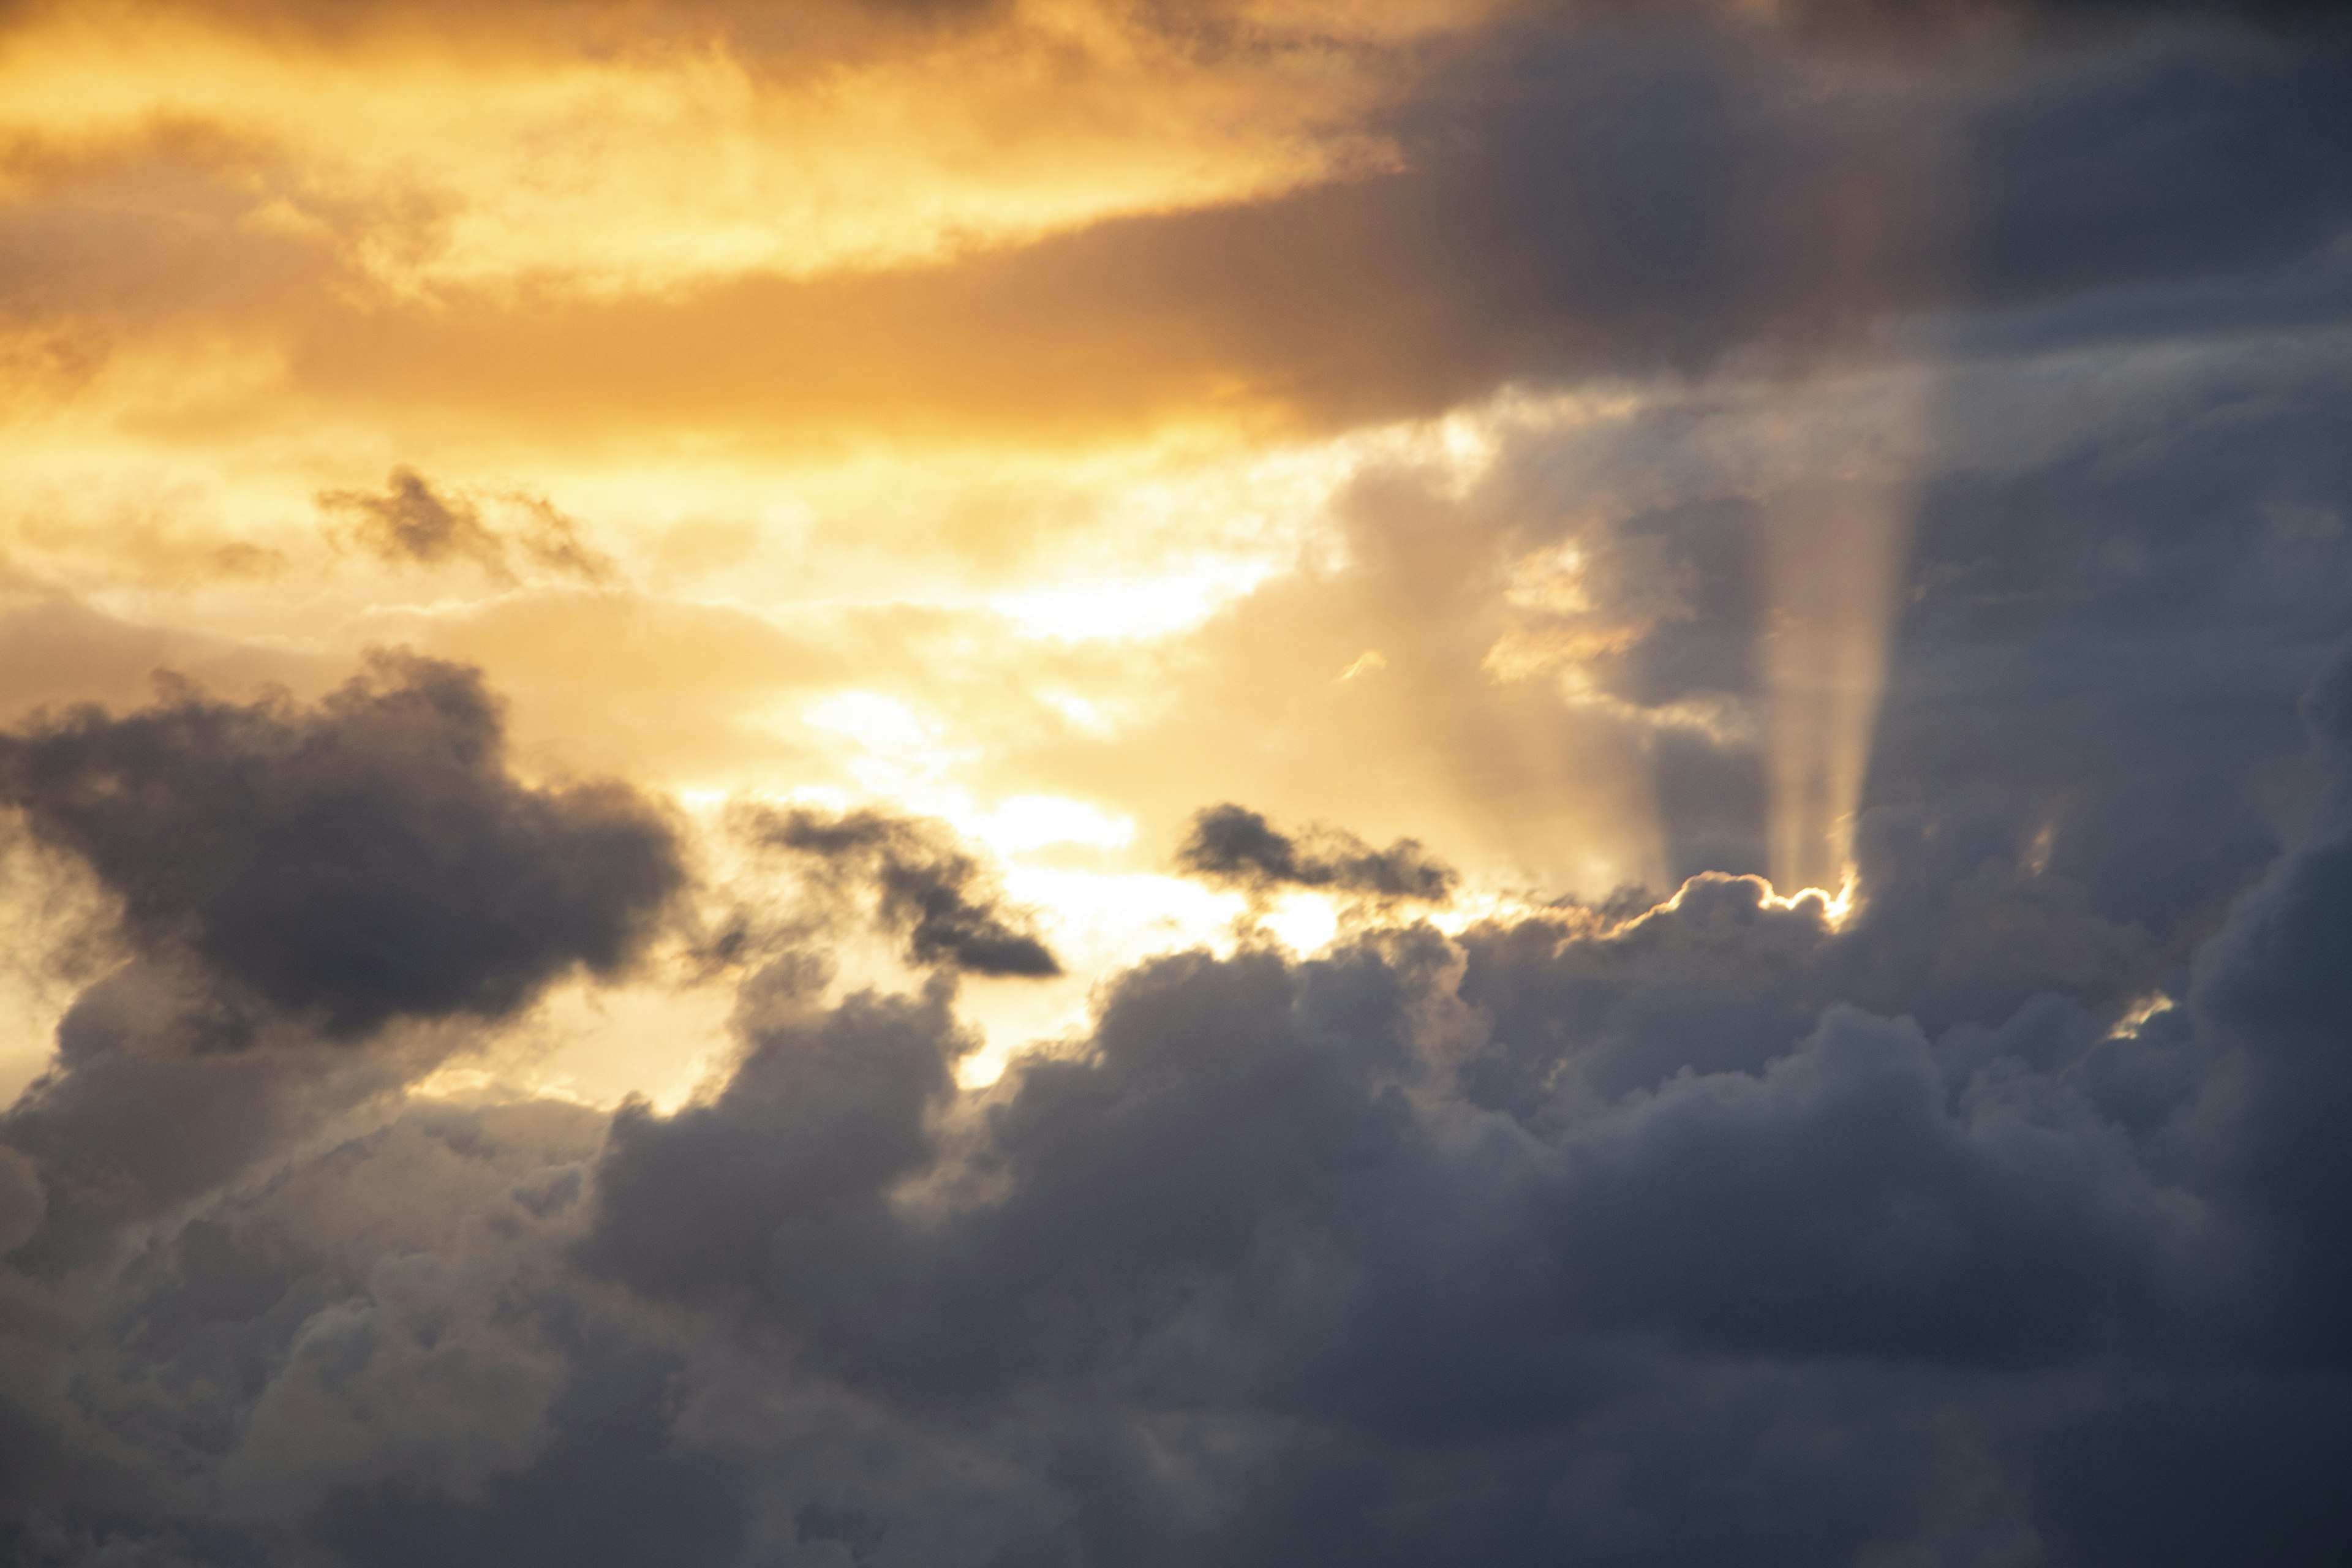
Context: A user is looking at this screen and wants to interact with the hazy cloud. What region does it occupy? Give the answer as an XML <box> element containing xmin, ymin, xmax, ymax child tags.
<box><xmin>318</xmin><ymin>469</ymin><xmax>615</xmax><ymax>585</ymax></box>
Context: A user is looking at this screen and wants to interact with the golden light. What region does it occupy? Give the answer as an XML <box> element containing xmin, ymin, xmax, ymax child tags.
<box><xmin>0</xmin><ymin>1</ymin><xmax>1419</xmax><ymax>298</ymax></box>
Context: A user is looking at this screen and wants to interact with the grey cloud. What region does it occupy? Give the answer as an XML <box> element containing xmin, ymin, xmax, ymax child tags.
<box><xmin>0</xmin><ymin>964</ymin><xmax>403</xmax><ymax>1270</ymax></box>
<box><xmin>2016</xmin><ymin>1371</ymin><xmax>2352</xmax><ymax>1567</ymax></box>
<box><xmin>1177</xmin><ymin>803</ymin><xmax>1458</xmax><ymax>902</ymax></box>
<box><xmin>533</xmin><ymin>642</ymin><xmax>2352</xmax><ymax>1561</ymax></box>
<box><xmin>1847</xmin><ymin>347</ymin><xmax>2352</xmax><ymax>968</ymax></box>
<box><xmin>325</xmin><ymin>1342</ymin><xmax>751</xmax><ymax>1568</ymax></box>
<box><xmin>0</xmin><ymin>654</ymin><xmax>680</xmax><ymax>1275</ymax></box>
<box><xmin>753</xmin><ymin>806</ymin><xmax>1061</xmax><ymax>978</ymax></box>
<box><xmin>1548</xmin><ymin>1004</ymin><xmax>2164</xmax><ymax>1362</ymax></box>
<box><xmin>1747</xmin><ymin>0</ymin><xmax>2351</xmax><ymax>39</ymax></box>
<box><xmin>560</xmin><ymin>935</ymin><xmax>2241</xmax><ymax>1561</ymax></box>
<box><xmin>0</xmin><ymin>1093</ymin><xmax>620</xmax><ymax>1552</ymax></box>
<box><xmin>317</xmin><ymin>469</ymin><xmax>504</xmax><ymax>572</ymax></box>
<box><xmin>0</xmin><ymin>1146</ymin><xmax>42</xmax><ymax>1256</ymax></box>
<box><xmin>0</xmin><ymin>652</ymin><xmax>682</xmax><ymax>1041</ymax></box>
<box><xmin>582</xmin><ymin>974</ymin><xmax>965</xmax><ymax>1306</ymax></box>
<box><xmin>2178</xmin><ymin>638</ymin><xmax>2352</xmax><ymax>1359</ymax></box>
<box><xmin>1447</xmin><ymin>316</ymin><xmax>2352</xmax><ymax>971</ymax></box>
<box><xmin>13</xmin><ymin>695</ymin><xmax>2352</xmax><ymax>1564</ymax></box>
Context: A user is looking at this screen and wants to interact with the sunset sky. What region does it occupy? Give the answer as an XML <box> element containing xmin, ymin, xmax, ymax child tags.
<box><xmin>4</xmin><ymin>1</ymin><xmax>2352</xmax><ymax>1563</ymax></box>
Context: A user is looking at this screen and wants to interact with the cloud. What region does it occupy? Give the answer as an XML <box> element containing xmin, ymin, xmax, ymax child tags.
<box><xmin>10</xmin><ymin>650</ymin><xmax>2352</xmax><ymax>1558</ymax></box>
<box><xmin>583</xmin><ymin>972</ymin><xmax>965</xmax><ymax>1305</ymax></box>
<box><xmin>1546</xmin><ymin>1003</ymin><xmax>2166</xmax><ymax>1362</ymax></box>
<box><xmin>318</xmin><ymin>469</ymin><xmax>615</xmax><ymax>585</ymax></box>
<box><xmin>1177</xmin><ymin>803</ymin><xmax>1458</xmax><ymax>902</ymax></box>
<box><xmin>0</xmin><ymin>651</ymin><xmax>682</xmax><ymax>1040</ymax></box>
<box><xmin>0</xmin><ymin>653</ymin><xmax>682</xmax><ymax>1270</ymax></box>
<box><xmin>2180</xmin><ymin>638</ymin><xmax>2352</xmax><ymax>1357</ymax></box>
<box><xmin>538</xmin><ymin>639</ymin><xmax>2352</xmax><ymax>1558</ymax></box>
<box><xmin>752</xmin><ymin>806</ymin><xmax>1061</xmax><ymax>978</ymax></box>
<box><xmin>0</xmin><ymin>1091</ymin><xmax>724</xmax><ymax>1567</ymax></box>
<box><xmin>324</xmin><ymin>1340</ymin><xmax>752</xmax><ymax>1568</ymax></box>
<box><xmin>0</xmin><ymin>1147</ymin><xmax>40</xmax><ymax>1256</ymax></box>
<box><xmin>6</xmin><ymin>7</ymin><xmax>2343</xmax><ymax>455</ymax></box>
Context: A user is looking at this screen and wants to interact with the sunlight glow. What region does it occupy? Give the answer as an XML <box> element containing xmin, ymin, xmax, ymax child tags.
<box><xmin>974</xmin><ymin>795</ymin><xmax>1136</xmax><ymax>853</ymax></box>
<box><xmin>2106</xmin><ymin>991</ymin><xmax>2178</xmax><ymax>1041</ymax></box>
<box><xmin>1757</xmin><ymin>368</ymin><xmax>1933</xmax><ymax>893</ymax></box>
<box><xmin>1257</xmin><ymin>889</ymin><xmax>1344</xmax><ymax>956</ymax></box>
<box><xmin>0</xmin><ymin>2</ymin><xmax>1411</xmax><ymax>298</ymax></box>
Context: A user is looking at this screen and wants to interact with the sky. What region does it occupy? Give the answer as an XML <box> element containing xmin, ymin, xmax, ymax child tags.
<box><xmin>1</xmin><ymin>0</ymin><xmax>2350</xmax><ymax>1562</ymax></box>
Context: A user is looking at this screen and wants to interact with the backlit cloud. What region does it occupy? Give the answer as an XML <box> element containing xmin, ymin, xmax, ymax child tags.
<box><xmin>3</xmin><ymin>0</ymin><xmax>2351</xmax><ymax>1562</ymax></box>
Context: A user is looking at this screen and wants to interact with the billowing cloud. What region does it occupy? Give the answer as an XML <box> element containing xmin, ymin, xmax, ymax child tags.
<box><xmin>559</xmin><ymin>648</ymin><xmax>2351</xmax><ymax>1559</ymax></box>
<box><xmin>1</xmin><ymin>641</ymin><xmax>2350</xmax><ymax>1558</ymax></box>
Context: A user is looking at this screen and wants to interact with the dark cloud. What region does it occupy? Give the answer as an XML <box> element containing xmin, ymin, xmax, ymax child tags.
<box><xmin>1457</xmin><ymin>874</ymin><xmax>1837</xmax><ymax>1113</ymax></box>
<box><xmin>0</xmin><ymin>1147</ymin><xmax>42</xmax><ymax>1256</ymax></box>
<box><xmin>0</xmin><ymin>652</ymin><xmax>682</xmax><ymax>1039</ymax></box>
<box><xmin>1178</xmin><ymin>803</ymin><xmax>1457</xmax><ymax>902</ymax></box>
<box><xmin>317</xmin><ymin>469</ymin><xmax>505</xmax><ymax>573</ymax></box>
<box><xmin>583</xmin><ymin>973</ymin><xmax>965</xmax><ymax>1305</ymax></box>
<box><xmin>2180</xmin><ymin>639</ymin><xmax>2352</xmax><ymax>1359</ymax></box>
<box><xmin>326</xmin><ymin>1341</ymin><xmax>752</xmax><ymax>1568</ymax></box>
<box><xmin>1752</xmin><ymin>0</ymin><xmax>2351</xmax><ymax>39</ymax></box>
<box><xmin>0</xmin><ymin>1093</ymin><xmax>739</xmax><ymax>1567</ymax></box>
<box><xmin>1832</xmin><ymin>348</ymin><xmax>2352</xmax><ymax>984</ymax></box>
<box><xmin>752</xmin><ymin>805</ymin><xmax>1061</xmax><ymax>977</ymax></box>
<box><xmin>13</xmin><ymin>656</ymin><xmax>2352</xmax><ymax>1559</ymax></box>
<box><xmin>1545</xmin><ymin>1003</ymin><xmax>2166</xmax><ymax>1363</ymax></box>
<box><xmin>0</xmin><ymin>965</ymin><xmax>393</xmax><ymax>1269</ymax></box>
<box><xmin>554</xmin><ymin>858</ymin><xmax>2315</xmax><ymax>1563</ymax></box>
<box><xmin>1442</xmin><ymin>305</ymin><xmax>2352</xmax><ymax>973</ymax></box>
<box><xmin>0</xmin><ymin>654</ymin><xmax>680</xmax><ymax>1270</ymax></box>
<box><xmin>262</xmin><ymin>12</ymin><xmax>2351</xmax><ymax>447</ymax></box>
<box><xmin>542</xmin><ymin>640</ymin><xmax>2352</xmax><ymax>1561</ymax></box>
